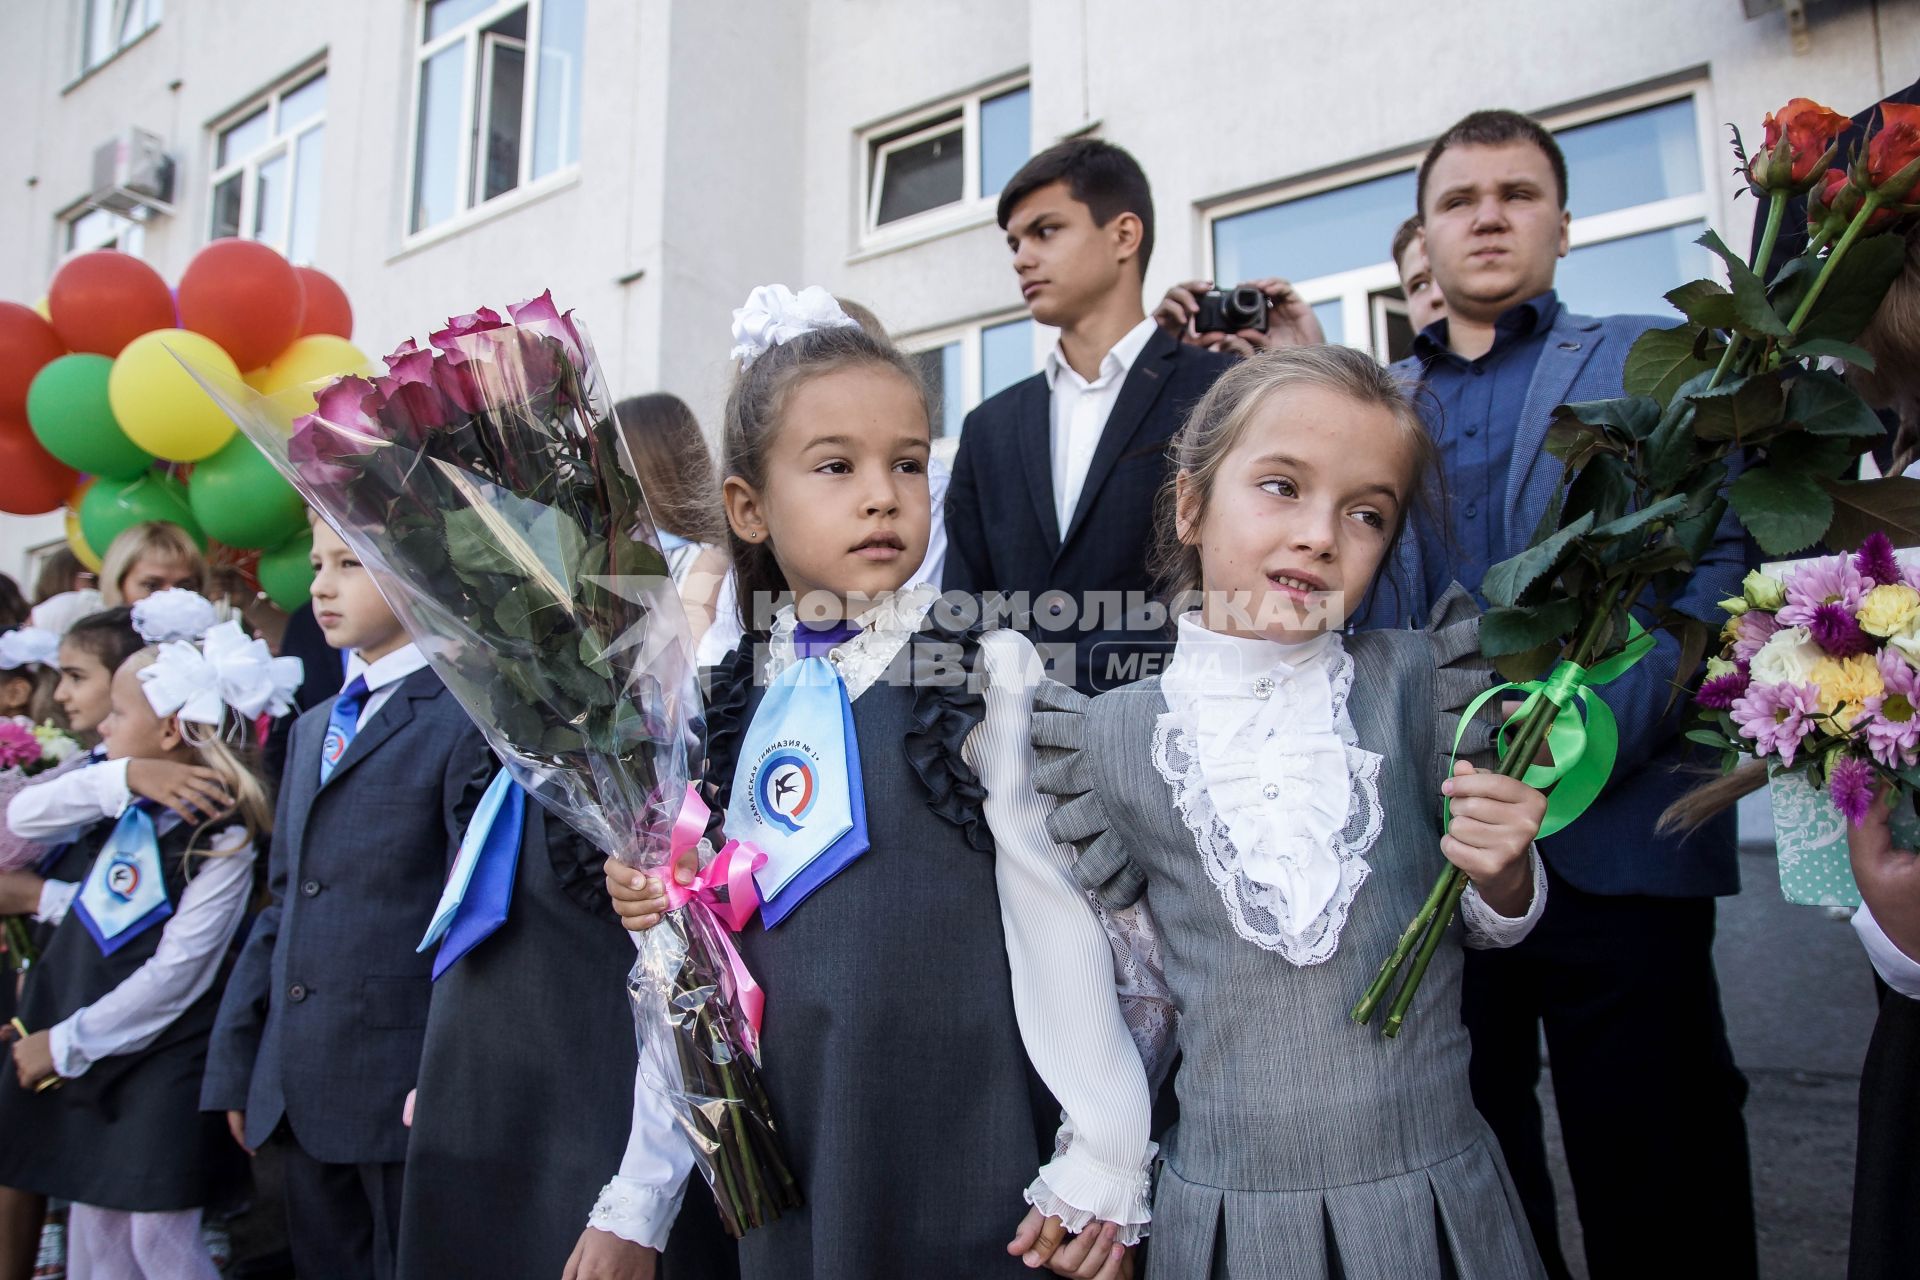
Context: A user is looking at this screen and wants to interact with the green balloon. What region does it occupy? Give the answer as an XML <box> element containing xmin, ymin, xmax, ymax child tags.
<box><xmin>79</xmin><ymin>472</ymin><xmax>205</xmax><ymax>560</ymax></box>
<box><xmin>188</xmin><ymin>436</ymin><xmax>307</xmax><ymax>550</ymax></box>
<box><xmin>27</xmin><ymin>354</ymin><xmax>155</xmax><ymax>479</ymax></box>
<box><xmin>256</xmin><ymin>530</ymin><xmax>315</xmax><ymax>611</ymax></box>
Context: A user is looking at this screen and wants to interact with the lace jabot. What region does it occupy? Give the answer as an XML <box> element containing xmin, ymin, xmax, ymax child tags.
<box><xmin>1156</xmin><ymin>615</ymin><xmax>1383</xmax><ymax>966</ymax></box>
<box><xmin>761</xmin><ymin>583</ymin><xmax>941</xmax><ymax>697</ymax></box>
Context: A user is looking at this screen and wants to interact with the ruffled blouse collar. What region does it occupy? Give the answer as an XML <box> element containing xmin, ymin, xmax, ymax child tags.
<box><xmin>763</xmin><ymin>583</ymin><xmax>940</xmax><ymax>699</ymax></box>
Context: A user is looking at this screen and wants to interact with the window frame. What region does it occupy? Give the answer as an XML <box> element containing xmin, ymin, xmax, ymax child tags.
<box><xmin>61</xmin><ymin>203</ymin><xmax>147</xmax><ymax>261</ymax></box>
<box><xmin>401</xmin><ymin>0</ymin><xmax>581</xmax><ymax>247</ymax></box>
<box><xmin>899</xmin><ymin>309</ymin><xmax>1048</xmax><ymax>452</ymax></box>
<box><xmin>1201</xmin><ymin>81</ymin><xmax>1716</xmax><ymax>355</ymax></box>
<box><xmin>207</xmin><ymin>62</ymin><xmax>329</xmax><ymax>263</ymax></box>
<box><xmin>856</xmin><ymin>74</ymin><xmax>1029</xmax><ymax>254</ymax></box>
<box><xmin>77</xmin><ymin>0</ymin><xmax>162</xmax><ymax>77</ymax></box>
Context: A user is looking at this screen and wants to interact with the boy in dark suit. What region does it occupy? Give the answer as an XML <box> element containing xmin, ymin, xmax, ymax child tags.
<box><xmin>943</xmin><ymin>138</ymin><xmax>1233</xmax><ymax>692</ymax></box>
<box><xmin>201</xmin><ymin>517</ymin><xmax>491</xmax><ymax>1280</ymax></box>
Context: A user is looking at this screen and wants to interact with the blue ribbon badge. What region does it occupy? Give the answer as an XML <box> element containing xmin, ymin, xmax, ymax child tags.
<box><xmin>73</xmin><ymin>806</ymin><xmax>174</xmax><ymax>956</ymax></box>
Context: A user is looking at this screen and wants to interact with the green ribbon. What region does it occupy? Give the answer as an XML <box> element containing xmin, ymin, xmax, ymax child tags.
<box><xmin>1449</xmin><ymin>620</ymin><xmax>1657</xmax><ymax>839</ymax></box>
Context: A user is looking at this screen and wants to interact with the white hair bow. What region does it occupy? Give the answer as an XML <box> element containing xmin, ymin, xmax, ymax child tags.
<box><xmin>0</xmin><ymin>628</ymin><xmax>60</xmax><ymax>671</ymax></box>
<box><xmin>28</xmin><ymin>589</ymin><xmax>102</xmax><ymax>638</ymax></box>
<box><xmin>729</xmin><ymin>284</ymin><xmax>859</xmax><ymax>367</ymax></box>
<box><xmin>139</xmin><ymin>620</ymin><xmax>305</xmax><ymax>727</ymax></box>
<box><xmin>132</xmin><ymin>589</ymin><xmax>220</xmax><ymax>645</ymax></box>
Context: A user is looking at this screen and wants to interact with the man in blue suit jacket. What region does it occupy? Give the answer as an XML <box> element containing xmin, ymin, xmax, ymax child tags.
<box><xmin>1352</xmin><ymin>112</ymin><xmax>1757</xmax><ymax>1280</ymax></box>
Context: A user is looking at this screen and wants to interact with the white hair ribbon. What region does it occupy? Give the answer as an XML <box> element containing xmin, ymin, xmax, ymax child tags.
<box><xmin>139</xmin><ymin>620</ymin><xmax>305</xmax><ymax>727</ymax></box>
<box><xmin>729</xmin><ymin>284</ymin><xmax>860</xmax><ymax>368</ymax></box>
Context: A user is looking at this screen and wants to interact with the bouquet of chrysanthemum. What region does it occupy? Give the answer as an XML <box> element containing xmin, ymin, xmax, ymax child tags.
<box><xmin>188</xmin><ymin>293</ymin><xmax>798</xmax><ymax>1235</ymax></box>
<box><xmin>0</xmin><ymin>717</ymin><xmax>82</xmax><ymax>778</ymax></box>
<box><xmin>1694</xmin><ymin>532</ymin><xmax>1920</xmax><ymax>824</ymax></box>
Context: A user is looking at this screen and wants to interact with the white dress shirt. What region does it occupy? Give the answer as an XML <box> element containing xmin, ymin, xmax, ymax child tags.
<box><xmin>9</xmin><ymin>755</ymin><xmax>131</xmax><ymax>845</ymax></box>
<box><xmin>1044</xmin><ymin>317</ymin><xmax>1157</xmax><ymax>532</ymax></box>
<box><xmin>1853</xmin><ymin>902</ymin><xmax>1920</xmax><ymax>999</ymax></box>
<box><xmin>342</xmin><ymin>642</ymin><xmax>432</xmax><ymax>729</ymax></box>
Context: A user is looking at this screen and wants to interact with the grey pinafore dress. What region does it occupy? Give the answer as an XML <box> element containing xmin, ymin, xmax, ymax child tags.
<box><xmin>1033</xmin><ymin>589</ymin><xmax>1546</xmax><ymax>1280</ymax></box>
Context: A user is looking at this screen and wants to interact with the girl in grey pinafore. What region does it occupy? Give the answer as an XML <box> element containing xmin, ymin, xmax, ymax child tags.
<box><xmin>1024</xmin><ymin>588</ymin><xmax>1548</xmax><ymax>1280</ymax></box>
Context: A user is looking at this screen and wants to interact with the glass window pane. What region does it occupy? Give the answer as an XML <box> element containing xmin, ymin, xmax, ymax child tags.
<box><xmin>253</xmin><ymin>151</ymin><xmax>288</xmax><ymax>247</ymax></box>
<box><xmin>981</xmin><ymin>318</ymin><xmax>1035</xmax><ymax>400</ymax></box>
<box><xmin>209</xmin><ymin>174</ymin><xmax>243</xmax><ymax>241</ymax></box>
<box><xmin>1556</xmin><ymin>99</ymin><xmax>1702</xmax><ymax>220</ymax></box>
<box><xmin>1213</xmin><ymin>169</ymin><xmax>1417</xmax><ymax>289</ymax></box>
<box><xmin>280</xmin><ymin>72</ymin><xmax>328</xmax><ymax>133</ymax></box>
<box><xmin>477</xmin><ymin>39</ymin><xmax>527</xmax><ymax>203</ymax></box>
<box><xmin>412</xmin><ymin>43</ymin><xmax>465</xmax><ymax>232</ymax></box>
<box><xmin>1558</xmin><ymin>222</ymin><xmax>1711</xmax><ymax>320</ymax></box>
<box><xmin>533</xmin><ymin>0</ymin><xmax>584</xmax><ymax>177</ymax></box>
<box><xmin>218</xmin><ymin>107</ymin><xmax>271</xmax><ymax>168</ymax></box>
<box><xmin>979</xmin><ymin>87</ymin><xmax>1030</xmax><ymax>199</ymax></box>
<box><xmin>427</xmin><ymin>0</ymin><xmax>495</xmax><ymax>41</ymax></box>
<box><xmin>289</xmin><ymin>127</ymin><xmax>324</xmax><ymax>264</ymax></box>
<box><xmin>912</xmin><ymin>343</ymin><xmax>965</xmax><ymax>439</ymax></box>
<box><xmin>82</xmin><ymin>0</ymin><xmax>114</xmax><ymax>68</ymax></box>
<box><xmin>875</xmin><ymin>126</ymin><xmax>964</xmax><ymax>225</ymax></box>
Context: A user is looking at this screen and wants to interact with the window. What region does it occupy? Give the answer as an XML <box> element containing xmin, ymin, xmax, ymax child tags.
<box><xmin>904</xmin><ymin>315</ymin><xmax>1041</xmax><ymax>444</ymax></box>
<box><xmin>1207</xmin><ymin>91</ymin><xmax>1713</xmax><ymax>361</ymax></box>
<box><xmin>862</xmin><ymin>80</ymin><xmax>1030</xmax><ymax>243</ymax></box>
<box><xmin>80</xmin><ymin>0</ymin><xmax>161</xmax><ymax>74</ymax></box>
<box><xmin>408</xmin><ymin>0</ymin><xmax>585</xmax><ymax>236</ymax></box>
<box><xmin>210</xmin><ymin>70</ymin><xmax>327</xmax><ymax>264</ymax></box>
<box><xmin>64</xmin><ymin>205</ymin><xmax>146</xmax><ymax>258</ymax></box>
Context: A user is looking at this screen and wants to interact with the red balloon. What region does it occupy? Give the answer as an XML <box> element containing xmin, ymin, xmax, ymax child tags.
<box><xmin>293</xmin><ymin>266</ymin><xmax>354</xmax><ymax>339</ymax></box>
<box><xmin>0</xmin><ymin>419</ymin><xmax>80</xmax><ymax>515</ymax></box>
<box><xmin>0</xmin><ymin>302</ymin><xmax>68</xmax><ymax>420</ymax></box>
<box><xmin>47</xmin><ymin>251</ymin><xmax>174</xmax><ymax>357</ymax></box>
<box><xmin>178</xmin><ymin>238</ymin><xmax>304</xmax><ymax>371</ymax></box>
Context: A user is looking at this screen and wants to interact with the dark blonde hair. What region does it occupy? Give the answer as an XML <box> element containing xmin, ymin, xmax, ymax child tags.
<box><xmin>1150</xmin><ymin>345</ymin><xmax>1440</xmax><ymax>616</ymax></box>
<box><xmin>720</xmin><ymin>323</ymin><xmax>930</xmax><ymax>631</ymax></box>
<box><xmin>614</xmin><ymin>394</ymin><xmax>727</xmax><ymax>545</ymax></box>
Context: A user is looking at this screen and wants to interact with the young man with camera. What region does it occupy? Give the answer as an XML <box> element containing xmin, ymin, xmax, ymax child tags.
<box><xmin>943</xmin><ymin>138</ymin><xmax>1233</xmax><ymax>692</ymax></box>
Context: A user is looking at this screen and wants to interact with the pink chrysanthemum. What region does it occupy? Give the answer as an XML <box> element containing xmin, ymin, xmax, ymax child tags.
<box><xmin>1809</xmin><ymin>601</ymin><xmax>1874</xmax><ymax>656</ymax></box>
<box><xmin>0</xmin><ymin>720</ymin><xmax>41</xmax><ymax>770</ymax></box>
<box><xmin>1856</xmin><ymin>532</ymin><xmax>1903</xmax><ymax>588</ymax></box>
<box><xmin>1778</xmin><ymin>555</ymin><xmax>1867</xmax><ymax>627</ymax></box>
<box><xmin>1733</xmin><ymin>610</ymin><xmax>1782</xmax><ymax>664</ymax></box>
<box><xmin>1865</xmin><ymin>648</ymin><xmax>1920</xmax><ymax>769</ymax></box>
<box><xmin>1828</xmin><ymin>755</ymin><xmax>1878</xmax><ymax>826</ymax></box>
<box><xmin>1731</xmin><ymin>680</ymin><xmax>1822</xmax><ymax>767</ymax></box>
<box><xmin>1698</xmin><ymin>665</ymin><xmax>1751</xmax><ymax>710</ymax></box>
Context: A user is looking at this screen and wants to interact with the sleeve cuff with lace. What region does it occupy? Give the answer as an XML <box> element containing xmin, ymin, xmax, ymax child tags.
<box><xmin>587</xmin><ymin>1175</ymin><xmax>684</xmax><ymax>1252</ymax></box>
<box><xmin>1024</xmin><ymin>1140</ymin><xmax>1158</xmax><ymax>1247</ymax></box>
<box><xmin>1461</xmin><ymin>847</ymin><xmax>1547</xmax><ymax>950</ymax></box>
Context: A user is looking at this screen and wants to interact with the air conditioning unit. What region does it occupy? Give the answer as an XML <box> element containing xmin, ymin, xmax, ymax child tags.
<box><xmin>89</xmin><ymin>128</ymin><xmax>175</xmax><ymax>216</ymax></box>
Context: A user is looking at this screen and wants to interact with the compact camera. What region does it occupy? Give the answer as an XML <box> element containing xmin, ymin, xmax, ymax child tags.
<box><xmin>1192</xmin><ymin>285</ymin><xmax>1270</xmax><ymax>335</ymax></box>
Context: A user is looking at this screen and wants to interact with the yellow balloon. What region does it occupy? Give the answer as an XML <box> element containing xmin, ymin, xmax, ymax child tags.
<box><xmin>251</xmin><ymin>334</ymin><xmax>374</xmax><ymax>417</ymax></box>
<box><xmin>108</xmin><ymin>328</ymin><xmax>242</xmax><ymax>462</ymax></box>
<box><xmin>32</xmin><ymin>296</ymin><xmax>50</xmax><ymax>321</ymax></box>
<box><xmin>65</xmin><ymin>506</ymin><xmax>103</xmax><ymax>572</ymax></box>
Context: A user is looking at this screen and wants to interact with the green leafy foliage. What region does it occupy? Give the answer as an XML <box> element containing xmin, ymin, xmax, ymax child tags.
<box><xmin>1623</xmin><ymin>325</ymin><xmax>1718</xmax><ymax>405</ymax></box>
<box><xmin>1728</xmin><ymin>465</ymin><xmax>1833</xmax><ymax>556</ymax></box>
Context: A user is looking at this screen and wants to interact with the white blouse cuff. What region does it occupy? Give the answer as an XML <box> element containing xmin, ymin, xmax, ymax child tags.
<box><xmin>1024</xmin><ymin>1140</ymin><xmax>1157</xmax><ymax>1247</ymax></box>
<box><xmin>1460</xmin><ymin>847</ymin><xmax>1547</xmax><ymax>950</ymax></box>
<box><xmin>587</xmin><ymin>1175</ymin><xmax>681</xmax><ymax>1252</ymax></box>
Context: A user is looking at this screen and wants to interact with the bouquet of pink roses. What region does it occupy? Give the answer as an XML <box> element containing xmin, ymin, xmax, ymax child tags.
<box><xmin>1694</xmin><ymin>532</ymin><xmax>1920</xmax><ymax>823</ymax></box>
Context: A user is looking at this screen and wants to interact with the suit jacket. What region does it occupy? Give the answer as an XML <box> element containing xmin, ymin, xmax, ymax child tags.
<box><xmin>201</xmin><ymin>667</ymin><xmax>494</xmax><ymax>1163</ymax></box>
<box><xmin>943</xmin><ymin>326</ymin><xmax>1234</xmax><ymax>691</ymax></box>
<box><xmin>1357</xmin><ymin>308</ymin><xmax>1749</xmax><ymax>899</ymax></box>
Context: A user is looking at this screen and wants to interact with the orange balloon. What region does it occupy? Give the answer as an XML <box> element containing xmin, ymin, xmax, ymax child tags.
<box><xmin>293</xmin><ymin>266</ymin><xmax>354</xmax><ymax>339</ymax></box>
<box><xmin>0</xmin><ymin>420</ymin><xmax>80</xmax><ymax>515</ymax></box>
<box><xmin>178</xmin><ymin>238</ymin><xmax>304</xmax><ymax>370</ymax></box>
<box><xmin>0</xmin><ymin>301</ymin><xmax>68</xmax><ymax>420</ymax></box>
<box><xmin>47</xmin><ymin>250</ymin><xmax>174</xmax><ymax>356</ymax></box>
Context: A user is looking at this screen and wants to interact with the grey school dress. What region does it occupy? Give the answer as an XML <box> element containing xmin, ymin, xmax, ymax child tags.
<box><xmin>1033</xmin><ymin>588</ymin><xmax>1545</xmax><ymax>1280</ymax></box>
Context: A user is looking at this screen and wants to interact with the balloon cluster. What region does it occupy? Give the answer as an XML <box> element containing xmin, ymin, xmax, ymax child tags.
<box><xmin>0</xmin><ymin>239</ymin><xmax>371</xmax><ymax>608</ymax></box>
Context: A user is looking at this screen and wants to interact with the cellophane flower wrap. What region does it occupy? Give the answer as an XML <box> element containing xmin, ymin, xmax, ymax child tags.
<box><xmin>1697</xmin><ymin>534</ymin><xmax>1920</xmax><ymax>824</ymax></box>
<box><xmin>189</xmin><ymin>293</ymin><xmax>799</xmax><ymax>1234</ymax></box>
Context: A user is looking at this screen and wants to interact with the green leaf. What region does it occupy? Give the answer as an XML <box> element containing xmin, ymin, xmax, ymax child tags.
<box><xmin>1699</xmin><ymin>228</ymin><xmax>1792</xmax><ymax>338</ymax></box>
<box><xmin>1616</xmin><ymin>543</ymin><xmax>1696</xmax><ymax>576</ymax></box>
<box><xmin>1728</xmin><ymin>465</ymin><xmax>1833</xmax><ymax>556</ymax></box>
<box><xmin>1665</xmin><ymin>279</ymin><xmax>1739</xmax><ymax>331</ymax></box>
<box><xmin>1784</xmin><ymin>336</ymin><xmax>1876</xmax><ymax>370</ymax></box>
<box><xmin>1623</xmin><ymin>324</ymin><xmax>1718</xmax><ymax>405</ymax></box>
<box><xmin>1818</xmin><ymin>476</ymin><xmax>1920</xmax><ymax>552</ymax></box>
<box><xmin>1645</xmin><ymin>392</ymin><xmax>1703</xmax><ymax>493</ymax></box>
<box><xmin>1480</xmin><ymin>598</ymin><xmax>1584</xmax><ymax>658</ymax></box>
<box><xmin>1784</xmin><ymin>368</ymin><xmax>1888</xmax><ymax>438</ymax></box>
<box><xmin>1589</xmin><ymin>494</ymin><xmax>1690</xmax><ymax>541</ymax></box>
<box><xmin>1565</xmin><ymin>395</ymin><xmax>1663</xmax><ymax>440</ymax></box>
<box><xmin>1795</xmin><ymin>232</ymin><xmax>1908</xmax><ymax>345</ymax></box>
<box><xmin>1687</xmin><ymin>373</ymin><xmax>1785</xmax><ymax>443</ymax></box>
<box><xmin>1481</xmin><ymin>512</ymin><xmax>1595</xmax><ymax>608</ymax></box>
<box><xmin>1686</xmin><ymin>728</ymin><xmax>1735</xmax><ymax>751</ymax></box>
<box><xmin>1561</xmin><ymin>454</ymin><xmax>1634</xmax><ymax>532</ymax></box>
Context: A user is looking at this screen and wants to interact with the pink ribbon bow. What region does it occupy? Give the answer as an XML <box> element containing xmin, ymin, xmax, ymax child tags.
<box><xmin>662</xmin><ymin>784</ymin><xmax>767</xmax><ymax>1058</ymax></box>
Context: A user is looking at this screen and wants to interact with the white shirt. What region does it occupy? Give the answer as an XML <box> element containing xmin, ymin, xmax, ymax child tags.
<box><xmin>343</xmin><ymin>642</ymin><xmax>431</xmax><ymax>729</ymax></box>
<box><xmin>1043</xmin><ymin>317</ymin><xmax>1157</xmax><ymax>532</ymax></box>
<box><xmin>9</xmin><ymin>755</ymin><xmax>131</xmax><ymax>846</ymax></box>
<box><xmin>1853</xmin><ymin>902</ymin><xmax>1920</xmax><ymax>999</ymax></box>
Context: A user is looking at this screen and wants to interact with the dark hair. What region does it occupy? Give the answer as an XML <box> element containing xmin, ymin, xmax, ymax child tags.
<box><xmin>62</xmin><ymin>607</ymin><xmax>144</xmax><ymax>676</ymax></box>
<box><xmin>0</xmin><ymin>575</ymin><xmax>26</xmax><ymax>630</ymax></box>
<box><xmin>614</xmin><ymin>394</ymin><xmax>727</xmax><ymax>545</ymax></box>
<box><xmin>32</xmin><ymin>550</ymin><xmax>88</xmax><ymax>605</ymax></box>
<box><xmin>721</xmin><ymin>324</ymin><xmax>930</xmax><ymax>631</ymax></box>
<box><xmin>1390</xmin><ymin>215</ymin><xmax>1425</xmax><ymax>270</ymax></box>
<box><xmin>833</xmin><ymin>297</ymin><xmax>888</xmax><ymax>342</ymax></box>
<box><xmin>1416</xmin><ymin>109</ymin><xmax>1568</xmax><ymax>214</ymax></box>
<box><xmin>996</xmin><ymin>138</ymin><xmax>1156</xmax><ymax>277</ymax></box>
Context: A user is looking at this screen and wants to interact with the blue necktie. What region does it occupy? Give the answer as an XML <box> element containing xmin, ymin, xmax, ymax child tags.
<box><xmin>320</xmin><ymin>676</ymin><xmax>370</xmax><ymax>785</ymax></box>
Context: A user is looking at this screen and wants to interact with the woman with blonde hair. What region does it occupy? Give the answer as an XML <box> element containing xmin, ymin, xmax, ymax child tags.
<box><xmin>97</xmin><ymin>523</ymin><xmax>206</xmax><ymax>608</ymax></box>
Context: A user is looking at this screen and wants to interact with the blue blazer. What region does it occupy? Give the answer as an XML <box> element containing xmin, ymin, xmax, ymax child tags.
<box><xmin>1358</xmin><ymin>308</ymin><xmax>1749</xmax><ymax>898</ymax></box>
<box><xmin>201</xmin><ymin>667</ymin><xmax>494</xmax><ymax>1163</ymax></box>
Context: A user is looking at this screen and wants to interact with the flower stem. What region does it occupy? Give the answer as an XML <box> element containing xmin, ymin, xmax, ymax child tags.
<box><xmin>1350</xmin><ymin>860</ymin><xmax>1458</xmax><ymax>1024</ymax></box>
<box><xmin>1708</xmin><ymin>192</ymin><xmax>1789</xmax><ymax>392</ymax></box>
<box><xmin>1787</xmin><ymin>194</ymin><xmax>1885</xmax><ymax>336</ymax></box>
<box><xmin>1382</xmin><ymin>872</ymin><xmax>1469</xmax><ymax>1037</ymax></box>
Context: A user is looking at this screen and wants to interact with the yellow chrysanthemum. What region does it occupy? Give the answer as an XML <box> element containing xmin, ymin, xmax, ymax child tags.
<box><xmin>1859</xmin><ymin>583</ymin><xmax>1920</xmax><ymax>638</ymax></box>
<box><xmin>1810</xmin><ymin>653</ymin><xmax>1884</xmax><ymax>726</ymax></box>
